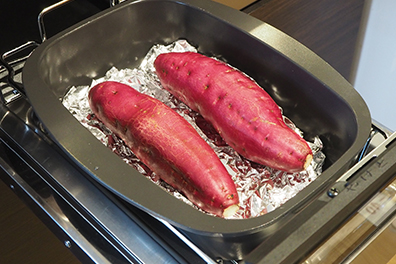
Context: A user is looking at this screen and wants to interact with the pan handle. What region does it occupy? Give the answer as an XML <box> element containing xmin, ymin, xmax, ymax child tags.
<box><xmin>38</xmin><ymin>0</ymin><xmax>122</xmax><ymax>42</ymax></box>
<box><xmin>38</xmin><ymin>0</ymin><xmax>74</xmax><ymax>42</ymax></box>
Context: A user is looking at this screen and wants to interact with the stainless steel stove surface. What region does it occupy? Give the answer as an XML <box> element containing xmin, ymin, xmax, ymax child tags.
<box><xmin>1</xmin><ymin>1</ymin><xmax>396</xmax><ymax>264</ymax></box>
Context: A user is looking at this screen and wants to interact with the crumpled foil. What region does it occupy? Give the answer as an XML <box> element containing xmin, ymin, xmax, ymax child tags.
<box><xmin>62</xmin><ymin>39</ymin><xmax>325</xmax><ymax>219</ymax></box>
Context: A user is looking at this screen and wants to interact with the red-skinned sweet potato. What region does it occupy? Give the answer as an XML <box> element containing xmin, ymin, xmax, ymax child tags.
<box><xmin>154</xmin><ymin>52</ymin><xmax>313</xmax><ymax>173</ymax></box>
<box><xmin>88</xmin><ymin>81</ymin><xmax>239</xmax><ymax>217</ymax></box>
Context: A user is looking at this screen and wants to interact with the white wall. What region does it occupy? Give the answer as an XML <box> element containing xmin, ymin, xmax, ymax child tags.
<box><xmin>352</xmin><ymin>0</ymin><xmax>396</xmax><ymax>132</ymax></box>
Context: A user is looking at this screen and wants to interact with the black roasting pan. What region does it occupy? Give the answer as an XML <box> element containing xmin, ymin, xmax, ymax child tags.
<box><xmin>22</xmin><ymin>0</ymin><xmax>372</xmax><ymax>260</ymax></box>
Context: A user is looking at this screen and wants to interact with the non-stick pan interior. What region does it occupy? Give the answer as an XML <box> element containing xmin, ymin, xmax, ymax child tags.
<box><xmin>23</xmin><ymin>0</ymin><xmax>371</xmax><ymax>259</ymax></box>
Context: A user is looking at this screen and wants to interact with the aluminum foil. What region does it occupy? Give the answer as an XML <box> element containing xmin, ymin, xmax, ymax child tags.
<box><xmin>62</xmin><ymin>40</ymin><xmax>325</xmax><ymax>219</ymax></box>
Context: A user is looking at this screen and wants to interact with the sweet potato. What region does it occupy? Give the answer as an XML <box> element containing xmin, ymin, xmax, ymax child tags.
<box><xmin>154</xmin><ymin>52</ymin><xmax>313</xmax><ymax>172</ymax></box>
<box><xmin>88</xmin><ymin>81</ymin><xmax>239</xmax><ymax>217</ymax></box>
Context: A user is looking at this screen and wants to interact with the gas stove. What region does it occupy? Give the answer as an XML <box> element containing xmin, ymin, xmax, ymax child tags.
<box><xmin>1</xmin><ymin>1</ymin><xmax>396</xmax><ymax>263</ymax></box>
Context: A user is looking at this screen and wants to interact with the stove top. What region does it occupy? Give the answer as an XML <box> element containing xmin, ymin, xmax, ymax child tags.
<box><xmin>1</xmin><ymin>1</ymin><xmax>396</xmax><ymax>263</ymax></box>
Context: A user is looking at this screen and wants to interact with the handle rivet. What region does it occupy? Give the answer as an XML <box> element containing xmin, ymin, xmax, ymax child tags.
<box><xmin>327</xmin><ymin>187</ymin><xmax>339</xmax><ymax>198</ymax></box>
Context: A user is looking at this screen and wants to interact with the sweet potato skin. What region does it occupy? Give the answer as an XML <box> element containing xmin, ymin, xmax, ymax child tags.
<box><xmin>154</xmin><ymin>52</ymin><xmax>313</xmax><ymax>172</ymax></box>
<box><xmin>88</xmin><ymin>81</ymin><xmax>239</xmax><ymax>217</ymax></box>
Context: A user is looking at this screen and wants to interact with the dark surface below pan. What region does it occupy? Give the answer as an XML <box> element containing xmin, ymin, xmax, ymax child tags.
<box><xmin>22</xmin><ymin>0</ymin><xmax>371</xmax><ymax>260</ymax></box>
